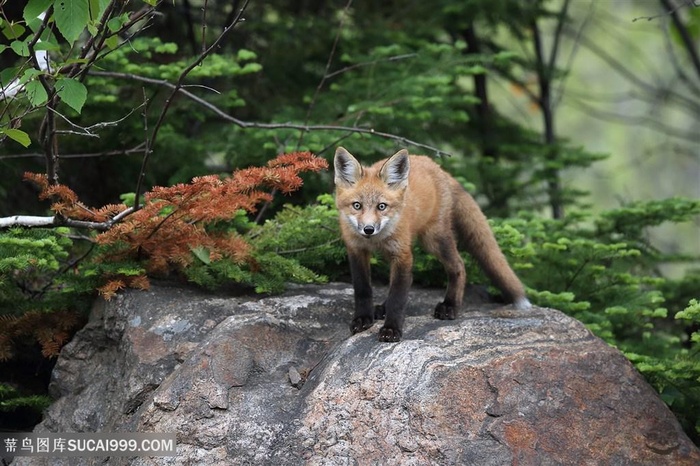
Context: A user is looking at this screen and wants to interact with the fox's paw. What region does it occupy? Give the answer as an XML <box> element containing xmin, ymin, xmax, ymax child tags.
<box><xmin>378</xmin><ymin>326</ymin><xmax>402</xmax><ymax>342</ymax></box>
<box><xmin>374</xmin><ymin>304</ymin><xmax>386</xmax><ymax>320</ymax></box>
<box><xmin>434</xmin><ymin>302</ymin><xmax>457</xmax><ymax>320</ymax></box>
<box><xmin>351</xmin><ymin>316</ymin><xmax>374</xmax><ymax>334</ymax></box>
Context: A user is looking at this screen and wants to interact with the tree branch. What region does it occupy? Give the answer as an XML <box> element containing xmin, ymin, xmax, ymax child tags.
<box><xmin>0</xmin><ymin>144</ymin><xmax>147</xmax><ymax>161</ymax></box>
<box><xmin>88</xmin><ymin>71</ymin><xmax>448</xmax><ymax>155</ymax></box>
<box><xmin>0</xmin><ymin>208</ymin><xmax>135</xmax><ymax>231</ymax></box>
<box><xmin>659</xmin><ymin>0</ymin><xmax>700</xmax><ymax>82</ymax></box>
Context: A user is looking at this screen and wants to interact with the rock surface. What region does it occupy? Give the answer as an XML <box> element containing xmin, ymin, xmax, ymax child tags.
<box><xmin>13</xmin><ymin>283</ymin><xmax>700</xmax><ymax>465</ymax></box>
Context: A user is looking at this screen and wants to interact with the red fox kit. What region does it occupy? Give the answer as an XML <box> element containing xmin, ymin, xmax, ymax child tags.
<box><xmin>334</xmin><ymin>147</ymin><xmax>531</xmax><ymax>342</ymax></box>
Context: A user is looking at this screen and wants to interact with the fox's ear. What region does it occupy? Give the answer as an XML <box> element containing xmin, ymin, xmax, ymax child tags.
<box><xmin>379</xmin><ymin>149</ymin><xmax>410</xmax><ymax>189</ymax></box>
<box><xmin>334</xmin><ymin>147</ymin><xmax>363</xmax><ymax>186</ymax></box>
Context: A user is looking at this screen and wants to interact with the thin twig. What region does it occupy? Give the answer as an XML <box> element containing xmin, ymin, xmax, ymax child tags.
<box><xmin>324</xmin><ymin>53</ymin><xmax>417</xmax><ymax>80</ymax></box>
<box><xmin>553</xmin><ymin>0</ymin><xmax>595</xmax><ymax>108</ymax></box>
<box><xmin>276</xmin><ymin>238</ymin><xmax>343</xmax><ymax>255</ymax></box>
<box><xmin>632</xmin><ymin>0</ymin><xmax>699</xmax><ymax>22</ymax></box>
<box><xmin>47</xmin><ymin>103</ymin><xmax>146</xmax><ymax>138</ymax></box>
<box><xmin>297</xmin><ymin>0</ymin><xmax>353</xmax><ymax>149</ymax></box>
<box><xmin>202</xmin><ymin>0</ymin><xmax>209</xmax><ymax>54</ymax></box>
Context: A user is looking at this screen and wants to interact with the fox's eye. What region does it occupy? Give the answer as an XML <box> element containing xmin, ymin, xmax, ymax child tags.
<box><xmin>377</xmin><ymin>203</ymin><xmax>387</xmax><ymax>211</ymax></box>
<box><xmin>352</xmin><ymin>202</ymin><xmax>362</xmax><ymax>210</ymax></box>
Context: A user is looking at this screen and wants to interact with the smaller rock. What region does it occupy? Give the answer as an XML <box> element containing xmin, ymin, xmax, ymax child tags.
<box><xmin>288</xmin><ymin>365</ymin><xmax>303</xmax><ymax>389</ymax></box>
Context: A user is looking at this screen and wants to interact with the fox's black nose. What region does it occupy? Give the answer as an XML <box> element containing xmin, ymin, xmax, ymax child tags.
<box><xmin>363</xmin><ymin>225</ymin><xmax>375</xmax><ymax>235</ymax></box>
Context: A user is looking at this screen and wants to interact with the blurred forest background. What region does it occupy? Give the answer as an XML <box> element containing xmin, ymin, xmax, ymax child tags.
<box><xmin>0</xmin><ymin>0</ymin><xmax>699</xmax><ymax>443</ymax></box>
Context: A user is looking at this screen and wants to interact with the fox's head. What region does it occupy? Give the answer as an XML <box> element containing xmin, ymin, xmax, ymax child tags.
<box><xmin>334</xmin><ymin>147</ymin><xmax>410</xmax><ymax>239</ymax></box>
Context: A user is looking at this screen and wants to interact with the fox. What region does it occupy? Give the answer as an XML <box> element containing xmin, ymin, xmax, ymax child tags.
<box><xmin>334</xmin><ymin>146</ymin><xmax>531</xmax><ymax>342</ymax></box>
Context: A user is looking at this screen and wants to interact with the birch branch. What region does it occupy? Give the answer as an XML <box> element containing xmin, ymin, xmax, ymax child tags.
<box><xmin>0</xmin><ymin>207</ymin><xmax>136</xmax><ymax>231</ymax></box>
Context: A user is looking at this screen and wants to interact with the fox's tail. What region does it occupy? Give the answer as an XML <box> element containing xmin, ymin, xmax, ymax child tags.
<box><xmin>452</xmin><ymin>185</ymin><xmax>531</xmax><ymax>310</ymax></box>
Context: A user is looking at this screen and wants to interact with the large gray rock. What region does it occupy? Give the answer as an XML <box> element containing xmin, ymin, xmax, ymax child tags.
<box><xmin>13</xmin><ymin>283</ymin><xmax>700</xmax><ymax>465</ymax></box>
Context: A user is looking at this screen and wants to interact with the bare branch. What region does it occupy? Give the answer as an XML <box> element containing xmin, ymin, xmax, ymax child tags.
<box><xmin>89</xmin><ymin>71</ymin><xmax>449</xmax><ymax>155</ymax></box>
<box><xmin>0</xmin><ymin>206</ymin><xmax>136</xmax><ymax>231</ymax></box>
<box><xmin>0</xmin><ymin>144</ymin><xmax>147</xmax><ymax>161</ymax></box>
<box><xmin>0</xmin><ymin>216</ymin><xmax>58</xmax><ymax>229</ymax></box>
<box><xmin>3</xmin><ymin>215</ymin><xmax>102</xmax><ymax>231</ymax></box>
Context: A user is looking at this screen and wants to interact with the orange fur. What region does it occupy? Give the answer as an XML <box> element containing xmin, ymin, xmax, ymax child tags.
<box><xmin>334</xmin><ymin>147</ymin><xmax>530</xmax><ymax>342</ymax></box>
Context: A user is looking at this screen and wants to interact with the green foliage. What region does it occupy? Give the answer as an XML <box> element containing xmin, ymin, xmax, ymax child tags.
<box><xmin>184</xmin><ymin>246</ymin><xmax>327</xmax><ymax>295</ymax></box>
<box><xmin>186</xmin><ymin>195</ymin><xmax>339</xmax><ymax>293</ymax></box>
<box><xmin>0</xmin><ymin>228</ymin><xmax>94</xmax><ymax>314</ymax></box>
<box><xmin>0</xmin><ymin>383</ymin><xmax>51</xmax><ymax>414</ymax></box>
<box><xmin>0</xmin><ymin>226</ymin><xmax>88</xmax><ymax>426</ymax></box>
<box><xmin>251</xmin><ymin>194</ymin><xmax>346</xmax><ymax>279</ymax></box>
<box><xmin>627</xmin><ymin>298</ymin><xmax>700</xmax><ymax>439</ymax></box>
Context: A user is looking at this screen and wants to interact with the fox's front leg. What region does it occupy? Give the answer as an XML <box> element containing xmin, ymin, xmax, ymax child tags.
<box><xmin>348</xmin><ymin>250</ymin><xmax>374</xmax><ymax>334</ymax></box>
<box><xmin>378</xmin><ymin>251</ymin><xmax>413</xmax><ymax>342</ymax></box>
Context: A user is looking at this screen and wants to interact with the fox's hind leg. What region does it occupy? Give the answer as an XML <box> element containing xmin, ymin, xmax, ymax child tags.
<box><xmin>423</xmin><ymin>235</ymin><xmax>466</xmax><ymax>320</ymax></box>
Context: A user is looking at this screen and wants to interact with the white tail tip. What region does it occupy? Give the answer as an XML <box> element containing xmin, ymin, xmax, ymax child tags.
<box><xmin>514</xmin><ymin>298</ymin><xmax>532</xmax><ymax>310</ymax></box>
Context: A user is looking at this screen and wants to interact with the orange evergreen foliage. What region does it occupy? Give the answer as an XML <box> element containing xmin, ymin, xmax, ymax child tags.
<box><xmin>25</xmin><ymin>152</ymin><xmax>328</xmax><ymax>298</ymax></box>
<box><xmin>0</xmin><ymin>310</ymin><xmax>85</xmax><ymax>361</ymax></box>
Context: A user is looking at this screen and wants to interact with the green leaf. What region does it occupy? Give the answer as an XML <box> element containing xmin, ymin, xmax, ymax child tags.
<box><xmin>2</xmin><ymin>129</ymin><xmax>31</xmax><ymax>148</ymax></box>
<box><xmin>104</xmin><ymin>35</ymin><xmax>119</xmax><ymax>50</ymax></box>
<box><xmin>236</xmin><ymin>49</ymin><xmax>257</xmax><ymax>61</ymax></box>
<box><xmin>56</xmin><ymin>77</ymin><xmax>87</xmax><ymax>113</ymax></box>
<box><xmin>191</xmin><ymin>246</ymin><xmax>211</xmax><ymax>265</ymax></box>
<box><xmin>107</xmin><ymin>14</ymin><xmax>129</xmax><ymax>33</ymax></box>
<box><xmin>0</xmin><ymin>67</ymin><xmax>19</xmax><ymax>89</ymax></box>
<box><xmin>88</xmin><ymin>0</ymin><xmax>111</xmax><ymax>22</ymax></box>
<box><xmin>23</xmin><ymin>0</ymin><xmax>53</xmax><ymax>24</ymax></box>
<box><xmin>10</xmin><ymin>40</ymin><xmax>30</xmax><ymax>57</ymax></box>
<box><xmin>240</xmin><ymin>63</ymin><xmax>262</xmax><ymax>74</ymax></box>
<box><xmin>119</xmin><ymin>192</ymin><xmax>135</xmax><ymax>207</ymax></box>
<box><xmin>34</xmin><ymin>40</ymin><xmax>61</xmax><ymax>52</ymax></box>
<box><xmin>25</xmin><ymin>80</ymin><xmax>48</xmax><ymax>106</ymax></box>
<box><xmin>54</xmin><ymin>0</ymin><xmax>89</xmax><ymax>43</ymax></box>
<box><xmin>2</xmin><ymin>22</ymin><xmax>26</xmax><ymax>40</ymax></box>
<box><xmin>19</xmin><ymin>68</ymin><xmax>43</xmax><ymax>85</ymax></box>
